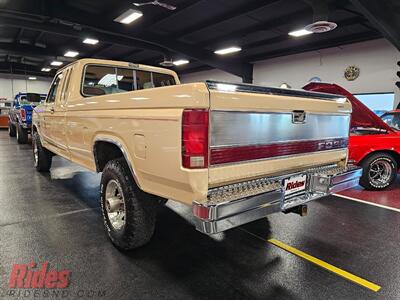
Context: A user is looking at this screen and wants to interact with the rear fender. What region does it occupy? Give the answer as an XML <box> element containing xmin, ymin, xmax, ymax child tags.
<box><xmin>92</xmin><ymin>134</ymin><xmax>141</xmax><ymax>189</ymax></box>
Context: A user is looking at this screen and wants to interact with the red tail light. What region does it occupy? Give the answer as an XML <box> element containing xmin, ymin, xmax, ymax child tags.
<box><xmin>20</xmin><ymin>108</ymin><xmax>26</xmax><ymax>121</ymax></box>
<box><xmin>182</xmin><ymin>109</ymin><xmax>209</xmax><ymax>169</ymax></box>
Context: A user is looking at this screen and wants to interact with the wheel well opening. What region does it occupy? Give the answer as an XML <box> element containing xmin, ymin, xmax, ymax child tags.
<box><xmin>361</xmin><ymin>150</ymin><xmax>400</xmax><ymax>169</ymax></box>
<box><xmin>94</xmin><ymin>141</ymin><xmax>124</xmax><ymax>172</ymax></box>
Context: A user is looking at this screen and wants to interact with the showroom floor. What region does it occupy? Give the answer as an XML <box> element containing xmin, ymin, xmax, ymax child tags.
<box><xmin>0</xmin><ymin>130</ymin><xmax>399</xmax><ymax>300</ymax></box>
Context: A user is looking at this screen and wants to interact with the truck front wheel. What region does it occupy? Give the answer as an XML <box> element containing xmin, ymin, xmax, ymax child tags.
<box><xmin>100</xmin><ymin>158</ymin><xmax>157</xmax><ymax>250</ymax></box>
<box><xmin>32</xmin><ymin>132</ymin><xmax>52</xmax><ymax>172</ymax></box>
<box><xmin>16</xmin><ymin>124</ymin><xmax>28</xmax><ymax>144</ymax></box>
<box><xmin>8</xmin><ymin>122</ymin><xmax>16</xmax><ymax>137</ymax></box>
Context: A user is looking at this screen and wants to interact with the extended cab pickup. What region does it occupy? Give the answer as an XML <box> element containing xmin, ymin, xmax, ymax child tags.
<box><xmin>32</xmin><ymin>59</ymin><xmax>362</xmax><ymax>250</ymax></box>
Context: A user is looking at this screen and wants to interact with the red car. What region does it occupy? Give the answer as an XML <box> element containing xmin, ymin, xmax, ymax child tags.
<box><xmin>304</xmin><ymin>83</ymin><xmax>400</xmax><ymax>190</ymax></box>
<box><xmin>381</xmin><ymin>110</ymin><xmax>400</xmax><ymax>131</ymax></box>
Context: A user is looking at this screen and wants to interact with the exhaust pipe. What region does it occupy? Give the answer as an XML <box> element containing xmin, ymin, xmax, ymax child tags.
<box><xmin>284</xmin><ymin>204</ymin><xmax>308</xmax><ymax>217</ymax></box>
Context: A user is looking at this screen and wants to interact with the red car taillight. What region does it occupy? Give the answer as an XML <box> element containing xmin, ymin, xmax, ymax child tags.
<box><xmin>182</xmin><ymin>109</ymin><xmax>209</xmax><ymax>169</ymax></box>
<box><xmin>20</xmin><ymin>108</ymin><xmax>26</xmax><ymax>121</ymax></box>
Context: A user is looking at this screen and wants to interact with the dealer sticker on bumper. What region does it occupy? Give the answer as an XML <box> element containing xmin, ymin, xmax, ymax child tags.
<box><xmin>284</xmin><ymin>174</ymin><xmax>307</xmax><ymax>196</ymax></box>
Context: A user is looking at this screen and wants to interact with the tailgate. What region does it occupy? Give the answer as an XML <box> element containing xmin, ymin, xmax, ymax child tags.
<box><xmin>206</xmin><ymin>81</ymin><xmax>352</xmax><ymax>187</ymax></box>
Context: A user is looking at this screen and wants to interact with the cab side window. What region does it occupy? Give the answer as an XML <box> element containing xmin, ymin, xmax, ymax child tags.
<box><xmin>117</xmin><ymin>68</ymin><xmax>135</xmax><ymax>92</ymax></box>
<box><xmin>83</xmin><ymin>66</ymin><xmax>119</xmax><ymax>96</ymax></box>
<box><xmin>47</xmin><ymin>74</ymin><xmax>62</xmax><ymax>103</ymax></box>
<box><xmin>152</xmin><ymin>72</ymin><xmax>175</xmax><ymax>87</ymax></box>
<box><xmin>136</xmin><ymin>70</ymin><xmax>153</xmax><ymax>90</ymax></box>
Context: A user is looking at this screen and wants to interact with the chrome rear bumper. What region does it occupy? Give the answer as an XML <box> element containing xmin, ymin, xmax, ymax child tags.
<box><xmin>193</xmin><ymin>165</ymin><xmax>362</xmax><ymax>234</ymax></box>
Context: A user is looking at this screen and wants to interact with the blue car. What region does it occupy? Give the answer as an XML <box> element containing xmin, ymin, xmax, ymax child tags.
<box><xmin>8</xmin><ymin>93</ymin><xmax>47</xmax><ymax>144</ymax></box>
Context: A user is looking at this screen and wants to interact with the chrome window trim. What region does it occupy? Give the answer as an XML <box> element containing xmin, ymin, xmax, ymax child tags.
<box><xmin>93</xmin><ymin>137</ymin><xmax>141</xmax><ymax>189</ymax></box>
<box><xmin>205</xmin><ymin>80</ymin><xmax>346</xmax><ymax>101</ymax></box>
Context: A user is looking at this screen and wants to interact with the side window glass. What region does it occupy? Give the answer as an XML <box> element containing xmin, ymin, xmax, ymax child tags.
<box><xmin>152</xmin><ymin>72</ymin><xmax>175</xmax><ymax>87</ymax></box>
<box><xmin>61</xmin><ymin>69</ymin><xmax>71</xmax><ymax>104</ymax></box>
<box><xmin>83</xmin><ymin>66</ymin><xmax>117</xmax><ymax>96</ymax></box>
<box><xmin>117</xmin><ymin>68</ymin><xmax>135</xmax><ymax>92</ymax></box>
<box><xmin>136</xmin><ymin>70</ymin><xmax>153</xmax><ymax>90</ymax></box>
<box><xmin>47</xmin><ymin>74</ymin><xmax>62</xmax><ymax>103</ymax></box>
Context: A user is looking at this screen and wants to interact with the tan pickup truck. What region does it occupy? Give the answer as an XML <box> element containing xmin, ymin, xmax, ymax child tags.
<box><xmin>32</xmin><ymin>58</ymin><xmax>362</xmax><ymax>250</ymax></box>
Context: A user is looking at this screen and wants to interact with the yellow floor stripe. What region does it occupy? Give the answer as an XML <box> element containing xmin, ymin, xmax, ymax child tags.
<box><xmin>268</xmin><ymin>238</ymin><xmax>381</xmax><ymax>292</ymax></box>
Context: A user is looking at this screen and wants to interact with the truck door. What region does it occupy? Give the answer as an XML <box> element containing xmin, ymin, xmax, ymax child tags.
<box><xmin>50</xmin><ymin>68</ymin><xmax>71</xmax><ymax>158</ymax></box>
<box><xmin>41</xmin><ymin>72</ymin><xmax>63</xmax><ymax>151</ymax></box>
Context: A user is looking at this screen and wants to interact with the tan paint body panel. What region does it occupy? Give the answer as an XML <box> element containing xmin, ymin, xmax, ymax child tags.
<box><xmin>208</xmin><ymin>89</ymin><xmax>352</xmax><ymax>114</ymax></box>
<box><xmin>33</xmin><ymin>58</ymin><xmax>351</xmax><ymax>206</ymax></box>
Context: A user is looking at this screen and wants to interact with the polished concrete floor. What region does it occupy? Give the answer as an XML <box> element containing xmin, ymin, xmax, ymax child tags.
<box><xmin>0</xmin><ymin>129</ymin><xmax>399</xmax><ymax>300</ymax></box>
<box><xmin>340</xmin><ymin>177</ymin><xmax>400</xmax><ymax>209</ymax></box>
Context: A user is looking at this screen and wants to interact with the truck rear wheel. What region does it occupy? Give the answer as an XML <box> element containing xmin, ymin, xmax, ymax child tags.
<box><xmin>100</xmin><ymin>158</ymin><xmax>157</xmax><ymax>250</ymax></box>
<box><xmin>32</xmin><ymin>132</ymin><xmax>52</xmax><ymax>172</ymax></box>
<box><xmin>359</xmin><ymin>153</ymin><xmax>397</xmax><ymax>190</ymax></box>
<box><xmin>16</xmin><ymin>124</ymin><xmax>28</xmax><ymax>144</ymax></box>
<box><xmin>8</xmin><ymin>122</ymin><xmax>16</xmax><ymax>137</ymax></box>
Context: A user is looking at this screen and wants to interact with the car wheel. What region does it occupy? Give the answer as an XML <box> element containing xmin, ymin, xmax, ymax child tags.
<box><xmin>100</xmin><ymin>158</ymin><xmax>157</xmax><ymax>250</ymax></box>
<box><xmin>16</xmin><ymin>124</ymin><xmax>28</xmax><ymax>144</ymax></box>
<box><xmin>359</xmin><ymin>153</ymin><xmax>397</xmax><ymax>190</ymax></box>
<box><xmin>32</xmin><ymin>132</ymin><xmax>52</xmax><ymax>172</ymax></box>
<box><xmin>8</xmin><ymin>122</ymin><xmax>16</xmax><ymax>137</ymax></box>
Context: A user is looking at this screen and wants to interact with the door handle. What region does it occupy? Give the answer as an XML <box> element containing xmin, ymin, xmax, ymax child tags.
<box><xmin>50</xmin><ymin>107</ymin><xmax>55</xmax><ymax>114</ymax></box>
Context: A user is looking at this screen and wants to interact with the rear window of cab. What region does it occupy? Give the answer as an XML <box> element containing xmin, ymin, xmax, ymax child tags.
<box><xmin>82</xmin><ymin>65</ymin><xmax>176</xmax><ymax>97</ymax></box>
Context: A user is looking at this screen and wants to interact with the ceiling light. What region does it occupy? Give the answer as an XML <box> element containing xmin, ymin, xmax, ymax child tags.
<box><xmin>114</xmin><ymin>9</ymin><xmax>143</xmax><ymax>24</ymax></box>
<box><xmin>64</xmin><ymin>51</ymin><xmax>79</xmax><ymax>57</ymax></box>
<box><xmin>216</xmin><ymin>83</ymin><xmax>237</xmax><ymax>92</ymax></box>
<box><xmin>51</xmin><ymin>61</ymin><xmax>63</xmax><ymax>66</ymax></box>
<box><xmin>173</xmin><ymin>59</ymin><xmax>189</xmax><ymax>66</ymax></box>
<box><xmin>288</xmin><ymin>29</ymin><xmax>313</xmax><ymax>37</ymax></box>
<box><xmin>214</xmin><ymin>46</ymin><xmax>242</xmax><ymax>55</ymax></box>
<box><xmin>28</xmin><ymin>76</ymin><xmax>37</xmax><ymax>80</ymax></box>
<box><xmin>41</xmin><ymin>68</ymin><xmax>51</xmax><ymax>72</ymax></box>
<box><xmin>280</xmin><ymin>83</ymin><xmax>291</xmax><ymax>89</ymax></box>
<box><xmin>83</xmin><ymin>38</ymin><xmax>99</xmax><ymax>45</ymax></box>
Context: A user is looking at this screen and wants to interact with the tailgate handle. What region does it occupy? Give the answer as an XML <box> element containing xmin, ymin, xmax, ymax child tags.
<box><xmin>292</xmin><ymin>110</ymin><xmax>306</xmax><ymax>124</ymax></box>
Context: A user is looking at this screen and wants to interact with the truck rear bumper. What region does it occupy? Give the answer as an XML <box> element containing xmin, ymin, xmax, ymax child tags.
<box><xmin>193</xmin><ymin>165</ymin><xmax>362</xmax><ymax>234</ymax></box>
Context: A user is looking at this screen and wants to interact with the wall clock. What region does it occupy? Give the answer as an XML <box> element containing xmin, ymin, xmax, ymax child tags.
<box><xmin>344</xmin><ymin>65</ymin><xmax>360</xmax><ymax>81</ymax></box>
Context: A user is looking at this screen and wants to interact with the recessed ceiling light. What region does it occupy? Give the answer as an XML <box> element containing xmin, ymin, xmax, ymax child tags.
<box><xmin>216</xmin><ymin>83</ymin><xmax>237</xmax><ymax>92</ymax></box>
<box><xmin>28</xmin><ymin>76</ymin><xmax>37</xmax><ymax>80</ymax></box>
<box><xmin>41</xmin><ymin>68</ymin><xmax>51</xmax><ymax>72</ymax></box>
<box><xmin>173</xmin><ymin>59</ymin><xmax>189</xmax><ymax>66</ymax></box>
<box><xmin>288</xmin><ymin>29</ymin><xmax>313</xmax><ymax>37</ymax></box>
<box><xmin>280</xmin><ymin>83</ymin><xmax>291</xmax><ymax>89</ymax></box>
<box><xmin>114</xmin><ymin>9</ymin><xmax>143</xmax><ymax>24</ymax></box>
<box><xmin>214</xmin><ymin>46</ymin><xmax>242</xmax><ymax>55</ymax></box>
<box><xmin>50</xmin><ymin>61</ymin><xmax>63</xmax><ymax>66</ymax></box>
<box><xmin>83</xmin><ymin>38</ymin><xmax>99</xmax><ymax>45</ymax></box>
<box><xmin>64</xmin><ymin>51</ymin><xmax>79</xmax><ymax>57</ymax></box>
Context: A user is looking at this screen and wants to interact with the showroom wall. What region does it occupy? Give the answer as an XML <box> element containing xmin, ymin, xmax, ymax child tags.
<box><xmin>0</xmin><ymin>74</ymin><xmax>51</xmax><ymax>100</ymax></box>
<box><xmin>180</xmin><ymin>39</ymin><xmax>400</xmax><ymax>107</ymax></box>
